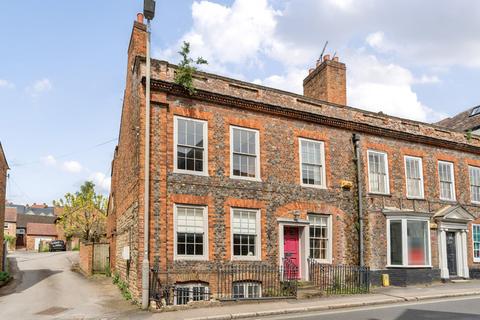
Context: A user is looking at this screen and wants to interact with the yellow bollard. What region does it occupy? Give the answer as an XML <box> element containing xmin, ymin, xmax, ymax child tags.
<box><xmin>382</xmin><ymin>274</ymin><xmax>390</xmax><ymax>287</ymax></box>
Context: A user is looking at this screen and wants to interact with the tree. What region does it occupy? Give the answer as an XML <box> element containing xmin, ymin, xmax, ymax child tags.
<box><xmin>54</xmin><ymin>181</ymin><xmax>107</xmax><ymax>242</ymax></box>
<box><xmin>174</xmin><ymin>41</ymin><xmax>208</xmax><ymax>95</ymax></box>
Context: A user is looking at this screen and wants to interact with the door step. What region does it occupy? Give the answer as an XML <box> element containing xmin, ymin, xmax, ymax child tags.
<box><xmin>451</xmin><ymin>279</ymin><xmax>470</xmax><ymax>283</ymax></box>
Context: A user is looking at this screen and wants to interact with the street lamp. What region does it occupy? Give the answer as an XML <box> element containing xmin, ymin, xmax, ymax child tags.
<box><xmin>142</xmin><ymin>0</ymin><xmax>155</xmax><ymax>311</ymax></box>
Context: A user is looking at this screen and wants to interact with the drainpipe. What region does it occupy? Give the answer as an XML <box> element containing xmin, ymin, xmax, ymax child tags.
<box><xmin>353</xmin><ymin>134</ymin><xmax>364</xmax><ymax>267</ymax></box>
<box><xmin>141</xmin><ymin>19</ymin><xmax>152</xmax><ymax>310</ymax></box>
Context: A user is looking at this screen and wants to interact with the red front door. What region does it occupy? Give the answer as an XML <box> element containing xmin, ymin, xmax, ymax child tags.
<box><xmin>284</xmin><ymin>226</ymin><xmax>300</xmax><ymax>269</ymax></box>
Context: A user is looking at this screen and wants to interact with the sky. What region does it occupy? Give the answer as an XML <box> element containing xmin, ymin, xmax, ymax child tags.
<box><xmin>1</xmin><ymin>0</ymin><xmax>480</xmax><ymax>205</ymax></box>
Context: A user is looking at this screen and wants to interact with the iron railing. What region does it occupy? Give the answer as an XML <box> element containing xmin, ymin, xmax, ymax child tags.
<box><xmin>308</xmin><ymin>259</ymin><xmax>370</xmax><ymax>294</ymax></box>
<box><xmin>150</xmin><ymin>259</ymin><xmax>298</xmax><ymax>307</ymax></box>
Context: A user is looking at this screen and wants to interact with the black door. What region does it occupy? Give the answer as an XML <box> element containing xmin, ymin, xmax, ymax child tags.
<box><xmin>446</xmin><ymin>232</ymin><xmax>457</xmax><ymax>276</ymax></box>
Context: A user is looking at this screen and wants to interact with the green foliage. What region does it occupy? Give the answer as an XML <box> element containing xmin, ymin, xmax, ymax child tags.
<box><xmin>112</xmin><ymin>273</ymin><xmax>132</xmax><ymax>300</ymax></box>
<box><xmin>105</xmin><ymin>263</ymin><xmax>111</xmax><ymax>277</ymax></box>
<box><xmin>0</xmin><ymin>271</ymin><xmax>10</xmax><ymax>282</ymax></box>
<box><xmin>54</xmin><ymin>181</ymin><xmax>108</xmax><ymax>242</ymax></box>
<box><xmin>467</xmin><ymin>129</ymin><xmax>473</xmax><ymax>141</ymax></box>
<box><xmin>39</xmin><ymin>245</ymin><xmax>50</xmax><ymax>253</ymax></box>
<box><xmin>72</xmin><ymin>245</ymin><xmax>80</xmax><ymax>251</ymax></box>
<box><xmin>174</xmin><ymin>41</ymin><xmax>208</xmax><ymax>95</ymax></box>
<box><xmin>3</xmin><ymin>234</ymin><xmax>15</xmax><ymax>247</ymax></box>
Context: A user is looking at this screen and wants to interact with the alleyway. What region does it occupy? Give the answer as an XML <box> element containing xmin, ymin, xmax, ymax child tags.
<box><xmin>0</xmin><ymin>251</ymin><xmax>139</xmax><ymax>319</ymax></box>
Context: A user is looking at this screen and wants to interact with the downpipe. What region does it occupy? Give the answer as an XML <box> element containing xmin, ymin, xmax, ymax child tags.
<box><xmin>353</xmin><ymin>134</ymin><xmax>364</xmax><ymax>267</ymax></box>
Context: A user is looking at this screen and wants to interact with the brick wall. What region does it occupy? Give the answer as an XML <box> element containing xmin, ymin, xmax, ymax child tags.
<box><xmin>79</xmin><ymin>242</ymin><xmax>93</xmax><ymax>276</ymax></box>
<box><xmin>0</xmin><ymin>146</ymin><xmax>7</xmax><ymax>271</ymax></box>
<box><xmin>4</xmin><ymin>222</ymin><xmax>16</xmax><ymax>251</ymax></box>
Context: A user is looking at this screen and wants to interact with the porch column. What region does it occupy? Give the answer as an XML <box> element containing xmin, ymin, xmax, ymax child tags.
<box><xmin>439</xmin><ymin>229</ymin><xmax>449</xmax><ymax>279</ymax></box>
<box><xmin>461</xmin><ymin>230</ymin><xmax>469</xmax><ymax>278</ymax></box>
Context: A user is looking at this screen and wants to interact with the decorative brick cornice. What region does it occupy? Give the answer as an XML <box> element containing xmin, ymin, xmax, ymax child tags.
<box><xmin>147</xmin><ymin>78</ymin><xmax>480</xmax><ymax>155</ymax></box>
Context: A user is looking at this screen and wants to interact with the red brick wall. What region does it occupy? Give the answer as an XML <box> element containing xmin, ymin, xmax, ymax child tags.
<box><xmin>79</xmin><ymin>243</ymin><xmax>93</xmax><ymax>276</ymax></box>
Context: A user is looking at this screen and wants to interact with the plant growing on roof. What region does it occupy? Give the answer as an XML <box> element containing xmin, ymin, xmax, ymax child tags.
<box><xmin>174</xmin><ymin>41</ymin><xmax>208</xmax><ymax>95</ymax></box>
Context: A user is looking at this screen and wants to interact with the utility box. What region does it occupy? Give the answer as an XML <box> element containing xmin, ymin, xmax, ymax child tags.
<box><xmin>382</xmin><ymin>274</ymin><xmax>390</xmax><ymax>287</ymax></box>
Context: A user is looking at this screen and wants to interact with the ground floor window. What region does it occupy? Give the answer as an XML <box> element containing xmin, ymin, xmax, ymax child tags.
<box><xmin>473</xmin><ymin>224</ymin><xmax>480</xmax><ymax>262</ymax></box>
<box><xmin>232</xmin><ymin>281</ymin><xmax>261</xmax><ymax>299</ymax></box>
<box><xmin>175</xmin><ymin>282</ymin><xmax>209</xmax><ymax>305</ymax></box>
<box><xmin>388</xmin><ymin>218</ymin><xmax>430</xmax><ymax>267</ymax></box>
<box><xmin>308</xmin><ymin>214</ymin><xmax>332</xmax><ymax>262</ymax></box>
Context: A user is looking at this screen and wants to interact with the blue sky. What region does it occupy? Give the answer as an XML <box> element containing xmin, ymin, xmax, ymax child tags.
<box><xmin>1</xmin><ymin>0</ymin><xmax>480</xmax><ymax>204</ymax></box>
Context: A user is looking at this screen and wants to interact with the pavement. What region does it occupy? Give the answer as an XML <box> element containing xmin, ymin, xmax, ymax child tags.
<box><xmin>1</xmin><ymin>251</ymin><xmax>480</xmax><ymax>320</ymax></box>
<box><xmin>0</xmin><ymin>251</ymin><xmax>139</xmax><ymax>319</ymax></box>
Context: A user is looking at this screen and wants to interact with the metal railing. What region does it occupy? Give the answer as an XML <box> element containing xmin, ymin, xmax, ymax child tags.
<box><xmin>150</xmin><ymin>259</ymin><xmax>298</xmax><ymax>307</ymax></box>
<box><xmin>308</xmin><ymin>259</ymin><xmax>370</xmax><ymax>295</ymax></box>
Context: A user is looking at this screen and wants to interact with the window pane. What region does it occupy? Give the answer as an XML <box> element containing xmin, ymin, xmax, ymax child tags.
<box><xmin>369</xmin><ymin>151</ymin><xmax>388</xmax><ymax>194</ymax></box>
<box><xmin>390</xmin><ymin>221</ymin><xmax>403</xmax><ymax>265</ymax></box>
<box><xmin>176</xmin><ymin>206</ymin><xmax>204</xmax><ymax>256</ymax></box>
<box><xmin>407</xmin><ymin>220</ymin><xmax>428</xmax><ymax>265</ymax></box>
<box><xmin>176</xmin><ymin>118</ymin><xmax>205</xmax><ymax>172</ymax></box>
<box><xmin>232</xmin><ymin>127</ymin><xmax>258</xmax><ymax>178</ymax></box>
<box><xmin>406</xmin><ymin>157</ymin><xmax>423</xmax><ymax>198</ymax></box>
<box><xmin>439</xmin><ymin>162</ymin><xmax>454</xmax><ymax>200</ymax></box>
<box><xmin>301</xmin><ymin>140</ymin><xmax>324</xmax><ymax>186</ymax></box>
<box><xmin>308</xmin><ymin>215</ymin><xmax>329</xmax><ymax>260</ymax></box>
<box><xmin>473</xmin><ymin>225</ymin><xmax>480</xmax><ymax>259</ymax></box>
<box><xmin>470</xmin><ymin>167</ymin><xmax>480</xmax><ymax>203</ymax></box>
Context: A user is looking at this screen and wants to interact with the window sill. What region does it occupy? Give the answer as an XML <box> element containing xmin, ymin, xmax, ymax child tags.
<box><xmin>231</xmin><ymin>256</ymin><xmax>261</xmax><ymax>261</ymax></box>
<box><xmin>301</xmin><ymin>183</ymin><xmax>327</xmax><ymax>190</ymax></box>
<box><xmin>311</xmin><ymin>258</ymin><xmax>332</xmax><ymax>264</ymax></box>
<box><xmin>173</xmin><ymin>169</ymin><xmax>209</xmax><ymax>177</ymax></box>
<box><xmin>406</xmin><ymin>196</ymin><xmax>425</xmax><ymax>200</ymax></box>
<box><xmin>174</xmin><ymin>256</ymin><xmax>209</xmax><ymax>261</ymax></box>
<box><xmin>439</xmin><ymin>198</ymin><xmax>457</xmax><ymax>203</ymax></box>
<box><xmin>368</xmin><ymin>192</ymin><xmax>391</xmax><ymax>197</ymax></box>
<box><xmin>230</xmin><ymin>176</ymin><xmax>262</xmax><ymax>182</ymax></box>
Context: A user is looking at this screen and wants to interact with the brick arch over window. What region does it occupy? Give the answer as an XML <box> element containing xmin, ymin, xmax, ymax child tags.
<box><xmin>275</xmin><ymin>202</ymin><xmax>354</xmax><ymax>265</ymax></box>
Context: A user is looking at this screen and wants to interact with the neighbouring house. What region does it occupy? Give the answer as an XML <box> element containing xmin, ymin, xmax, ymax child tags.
<box><xmin>15</xmin><ymin>205</ymin><xmax>56</xmax><ymax>249</ymax></box>
<box><xmin>0</xmin><ymin>142</ymin><xmax>8</xmax><ymax>271</ymax></box>
<box><xmin>4</xmin><ymin>207</ymin><xmax>17</xmax><ymax>251</ymax></box>
<box><xmin>437</xmin><ymin>106</ymin><xmax>480</xmax><ymax>135</ymax></box>
<box><xmin>25</xmin><ymin>223</ymin><xmax>57</xmax><ymax>251</ymax></box>
<box><xmin>108</xmin><ymin>15</ymin><xmax>480</xmax><ymax>303</ymax></box>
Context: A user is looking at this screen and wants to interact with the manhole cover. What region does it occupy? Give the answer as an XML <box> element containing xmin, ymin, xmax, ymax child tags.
<box><xmin>35</xmin><ymin>306</ymin><xmax>70</xmax><ymax>316</ymax></box>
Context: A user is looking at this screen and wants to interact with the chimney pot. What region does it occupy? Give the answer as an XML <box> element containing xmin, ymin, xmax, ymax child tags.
<box><xmin>309</xmin><ymin>68</ymin><xmax>315</xmax><ymax>74</ymax></box>
<box><xmin>323</xmin><ymin>54</ymin><xmax>331</xmax><ymax>62</ymax></box>
<box><xmin>137</xmin><ymin>13</ymin><xmax>144</xmax><ymax>24</ymax></box>
<box><xmin>333</xmin><ymin>56</ymin><xmax>339</xmax><ymax>62</ymax></box>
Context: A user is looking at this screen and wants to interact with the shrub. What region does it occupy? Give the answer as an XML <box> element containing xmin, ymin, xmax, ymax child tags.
<box><xmin>0</xmin><ymin>271</ymin><xmax>10</xmax><ymax>282</ymax></box>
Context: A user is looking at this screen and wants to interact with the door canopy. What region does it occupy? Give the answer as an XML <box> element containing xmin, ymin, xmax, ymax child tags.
<box><xmin>434</xmin><ymin>205</ymin><xmax>475</xmax><ymax>223</ymax></box>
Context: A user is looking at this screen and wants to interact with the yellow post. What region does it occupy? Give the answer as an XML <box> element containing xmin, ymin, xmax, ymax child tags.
<box><xmin>382</xmin><ymin>274</ymin><xmax>390</xmax><ymax>287</ymax></box>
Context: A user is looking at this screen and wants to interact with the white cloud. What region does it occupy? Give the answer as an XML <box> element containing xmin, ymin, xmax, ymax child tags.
<box><xmin>26</xmin><ymin>78</ymin><xmax>52</xmax><ymax>97</ymax></box>
<box><xmin>41</xmin><ymin>155</ymin><xmax>57</xmax><ymax>166</ymax></box>
<box><xmin>62</xmin><ymin>160</ymin><xmax>83</xmax><ymax>173</ymax></box>
<box><xmin>254</xmin><ymin>68</ymin><xmax>307</xmax><ymax>94</ymax></box>
<box><xmin>0</xmin><ymin>79</ymin><xmax>14</xmax><ymax>89</ymax></box>
<box><xmin>415</xmin><ymin>75</ymin><xmax>441</xmax><ymax>84</ymax></box>
<box><xmin>89</xmin><ymin>172</ymin><xmax>111</xmax><ymax>193</ymax></box>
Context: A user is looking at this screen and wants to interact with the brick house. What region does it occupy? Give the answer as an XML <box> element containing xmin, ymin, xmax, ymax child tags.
<box><xmin>14</xmin><ymin>205</ymin><xmax>56</xmax><ymax>249</ymax></box>
<box><xmin>437</xmin><ymin>105</ymin><xmax>480</xmax><ymax>134</ymax></box>
<box><xmin>25</xmin><ymin>223</ymin><xmax>58</xmax><ymax>251</ymax></box>
<box><xmin>4</xmin><ymin>207</ymin><xmax>17</xmax><ymax>251</ymax></box>
<box><xmin>0</xmin><ymin>143</ymin><xmax>8</xmax><ymax>271</ymax></box>
<box><xmin>108</xmin><ymin>16</ymin><xmax>480</xmax><ymax>302</ymax></box>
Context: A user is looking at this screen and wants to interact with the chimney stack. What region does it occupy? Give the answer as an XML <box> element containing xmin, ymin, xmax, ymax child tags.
<box><xmin>303</xmin><ymin>55</ymin><xmax>346</xmax><ymax>105</ymax></box>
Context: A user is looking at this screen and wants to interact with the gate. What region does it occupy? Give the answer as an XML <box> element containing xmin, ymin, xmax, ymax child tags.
<box><xmin>93</xmin><ymin>243</ymin><xmax>109</xmax><ymax>273</ymax></box>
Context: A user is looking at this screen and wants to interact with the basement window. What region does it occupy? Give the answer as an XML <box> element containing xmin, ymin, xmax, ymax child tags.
<box><xmin>175</xmin><ymin>282</ymin><xmax>210</xmax><ymax>305</ymax></box>
<box><xmin>232</xmin><ymin>281</ymin><xmax>261</xmax><ymax>299</ymax></box>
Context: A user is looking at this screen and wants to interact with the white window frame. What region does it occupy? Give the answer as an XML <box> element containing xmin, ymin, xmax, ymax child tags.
<box><xmin>173</xmin><ymin>204</ymin><xmax>209</xmax><ymax>261</ymax></box>
<box><xmin>173</xmin><ymin>116</ymin><xmax>209</xmax><ymax>176</ymax></box>
<box><xmin>404</xmin><ymin>156</ymin><xmax>425</xmax><ymax>199</ymax></box>
<box><xmin>469</xmin><ymin>166</ymin><xmax>480</xmax><ymax>204</ymax></box>
<box><xmin>299</xmin><ymin>138</ymin><xmax>327</xmax><ymax>189</ymax></box>
<box><xmin>308</xmin><ymin>214</ymin><xmax>333</xmax><ymax>264</ymax></box>
<box><xmin>174</xmin><ymin>282</ymin><xmax>210</xmax><ymax>305</ymax></box>
<box><xmin>367</xmin><ymin>150</ymin><xmax>390</xmax><ymax>195</ymax></box>
<box><xmin>230</xmin><ymin>126</ymin><xmax>261</xmax><ymax>181</ymax></box>
<box><xmin>438</xmin><ymin>161</ymin><xmax>456</xmax><ymax>201</ymax></box>
<box><xmin>386</xmin><ymin>217</ymin><xmax>432</xmax><ymax>268</ymax></box>
<box><xmin>473</xmin><ymin>224</ymin><xmax>480</xmax><ymax>263</ymax></box>
<box><xmin>230</xmin><ymin>208</ymin><xmax>261</xmax><ymax>261</ymax></box>
<box><xmin>232</xmin><ymin>281</ymin><xmax>262</xmax><ymax>299</ymax></box>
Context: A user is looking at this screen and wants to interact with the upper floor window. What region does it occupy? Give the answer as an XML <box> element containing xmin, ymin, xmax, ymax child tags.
<box><xmin>299</xmin><ymin>138</ymin><xmax>326</xmax><ymax>188</ymax></box>
<box><xmin>231</xmin><ymin>209</ymin><xmax>260</xmax><ymax>260</ymax></box>
<box><xmin>174</xmin><ymin>205</ymin><xmax>208</xmax><ymax>260</ymax></box>
<box><xmin>174</xmin><ymin>116</ymin><xmax>208</xmax><ymax>175</ymax></box>
<box><xmin>438</xmin><ymin>161</ymin><xmax>455</xmax><ymax>201</ymax></box>
<box><xmin>469</xmin><ymin>166</ymin><xmax>480</xmax><ymax>204</ymax></box>
<box><xmin>405</xmin><ymin>156</ymin><xmax>424</xmax><ymax>199</ymax></box>
<box><xmin>308</xmin><ymin>214</ymin><xmax>332</xmax><ymax>263</ymax></box>
<box><xmin>368</xmin><ymin>150</ymin><xmax>389</xmax><ymax>194</ymax></box>
<box><xmin>473</xmin><ymin>224</ymin><xmax>480</xmax><ymax>263</ymax></box>
<box><xmin>230</xmin><ymin>126</ymin><xmax>260</xmax><ymax>180</ymax></box>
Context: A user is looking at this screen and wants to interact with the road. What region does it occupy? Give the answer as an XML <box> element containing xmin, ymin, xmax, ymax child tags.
<box><xmin>0</xmin><ymin>251</ymin><xmax>139</xmax><ymax>319</ymax></box>
<box><xmin>260</xmin><ymin>296</ymin><xmax>480</xmax><ymax>320</ymax></box>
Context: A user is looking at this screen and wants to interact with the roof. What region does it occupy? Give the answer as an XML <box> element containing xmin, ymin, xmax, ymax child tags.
<box><xmin>26</xmin><ymin>223</ymin><xmax>57</xmax><ymax>236</ymax></box>
<box><xmin>6</xmin><ymin>203</ymin><xmax>55</xmax><ymax>216</ymax></box>
<box><xmin>436</xmin><ymin>106</ymin><xmax>480</xmax><ymax>132</ymax></box>
<box><xmin>16</xmin><ymin>213</ymin><xmax>56</xmax><ymax>229</ymax></box>
<box><xmin>5</xmin><ymin>207</ymin><xmax>17</xmax><ymax>222</ymax></box>
<box><xmin>141</xmin><ymin>58</ymin><xmax>480</xmax><ymax>155</ymax></box>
